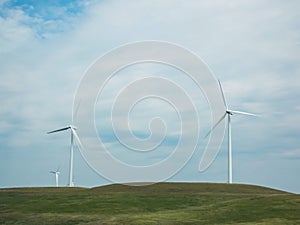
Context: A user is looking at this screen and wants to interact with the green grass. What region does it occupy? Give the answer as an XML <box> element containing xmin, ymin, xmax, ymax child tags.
<box><xmin>0</xmin><ymin>182</ymin><xmax>299</xmax><ymax>224</ymax></box>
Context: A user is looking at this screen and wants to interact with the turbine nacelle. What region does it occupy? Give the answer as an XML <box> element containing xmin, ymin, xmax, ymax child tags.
<box><xmin>50</xmin><ymin>171</ymin><xmax>60</xmax><ymax>175</ymax></box>
<box><xmin>69</xmin><ymin>125</ymin><xmax>77</xmax><ymax>131</ymax></box>
<box><xmin>226</xmin><ymin>110</ymin><xmax>233</xmax><ymax>115</ymax></box>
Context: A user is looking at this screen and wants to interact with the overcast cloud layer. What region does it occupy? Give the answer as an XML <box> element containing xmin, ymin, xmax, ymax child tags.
<box><xmin>0</xmin><ymin>0</ymin><xmax>300</xmax><ymax>193</ymax></box>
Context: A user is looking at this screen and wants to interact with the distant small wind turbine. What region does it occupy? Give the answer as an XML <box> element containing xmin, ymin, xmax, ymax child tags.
<box><xmin>50</xmin><ymin>167</ymin><xmax>60</xmax><ymax>187</ymax></box>
<box><xmin>47</xmin><ymin>125</ymin><xmax>82</xmax><ymax>187</ymax></box>
<box><xmin>206</xmin><ymin>80</ymin><xmax>258</xmax><ymax>184</ymax></box>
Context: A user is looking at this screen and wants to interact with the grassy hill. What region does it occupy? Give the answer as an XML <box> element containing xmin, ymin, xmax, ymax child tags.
<box><xmin>0</xmin><ymin>182</ymin><xmax>299</xmax><ymax>224</ymax></box>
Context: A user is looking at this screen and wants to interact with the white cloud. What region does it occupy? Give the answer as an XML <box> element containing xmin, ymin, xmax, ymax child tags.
<box><xmin>0</xmin><ymin>9</ymin><xmax>35</xmax><ymax>53</ymax></box>
<box><xmin>273</xmin><ymin>149</ymin><xmax>300</xmax><ymax>159</ymax></box>
<box><xmin>284</xmin><ymin>149</ymin><xmax>300</xmax><ymax>158</ymax></box>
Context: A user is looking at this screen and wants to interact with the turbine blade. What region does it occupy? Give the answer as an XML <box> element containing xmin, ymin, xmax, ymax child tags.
<box><xmin>47</xmin><ymin>126</ymin><xmax>71</xmax><ymax>134</ymax></box>
<box><xmin>231</xmin><ymin>110</ymin><xmax>259</xmax><ymax>117</ymax></box>
<box><xmin>50</xmin><ymin>171</ymin><xmax>56</xmax><ymax>174</ymax></box>
<box><xmin>204</xmin><ymin>113</ymin><xmax>227</xmax><ymax>138</ymax></box>
<box><xmin>73</xmin><ymin>99</ymin><xmax>81</xmax><ymax>122</ymax></box>
<box><xmin>218</xmin><ymin>79</ymin><xmax>228</xmax><ymax>109</ymax></box>
<box><xmin>71</xmin><ymin>127</ymin><xmax>83</xmax><ymax>149</ymax></box>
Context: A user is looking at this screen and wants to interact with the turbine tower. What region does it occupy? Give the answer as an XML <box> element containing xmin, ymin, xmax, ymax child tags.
<box><xmin>47</xmin><ymin>125</ymin><xmax>81</xmax><ymax>187</ymax></box>
<box><xmin>50</xmin><ymin>167</ymin><xmax>60</xmax><ymax>187</ymax></box>
<box><xmin>206</xmin><ymin>80</ymin><xmax>258</xmax><ymax>184</ymax></box>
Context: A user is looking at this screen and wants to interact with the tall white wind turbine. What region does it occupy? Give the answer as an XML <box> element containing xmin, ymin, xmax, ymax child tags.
<box><xmin>206</xmin><ymin>80</ymin><xmax>258</xmax><ymax>184</ymax></box>
<box><xmin>47</xmin><ymin>126</ymin><xmax>81</xmax><ymax>187</ymax></box>
<box><xmin>50</xmin><ymin>167</ymin><xmax>60</xmax><ymax>187</ymax></box>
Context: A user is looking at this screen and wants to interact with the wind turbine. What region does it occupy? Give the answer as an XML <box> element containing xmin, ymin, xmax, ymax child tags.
<box><xmin>47</xmin><ymin>125</ymin><xmax>81</xmax><ymax>187</ymax></box>
<box><xmin>50</xmin><ymin>167</ymin><xmax>60</xmax><ymax>187</ymax></box>
<box><xmin>206</xmin><ymin>80</ymin><xmax>258</xmax><ymax>184</ymax></box>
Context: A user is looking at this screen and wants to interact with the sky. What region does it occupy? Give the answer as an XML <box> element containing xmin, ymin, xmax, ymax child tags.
<box><xmin>0</xmin><ymin>0</ymin><xmax>300</xmax><ymax>193</ymax></box>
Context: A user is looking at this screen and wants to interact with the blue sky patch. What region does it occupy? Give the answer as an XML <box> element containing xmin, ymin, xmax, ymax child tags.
<box><xmin>0</xmin><ymin>0</ymin><xmax>91</xmax><ymax>38</ymax></box>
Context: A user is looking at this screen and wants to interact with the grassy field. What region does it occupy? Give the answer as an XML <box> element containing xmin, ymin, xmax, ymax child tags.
<box><xmin>0</xmin><ymin>182</ymin><xmax>299</xmax><ymax>224</ymax></box>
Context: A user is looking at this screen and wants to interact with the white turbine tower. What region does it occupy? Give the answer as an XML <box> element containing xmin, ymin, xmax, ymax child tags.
<box><xmin>206</xmin><ymin>80</ymin><xmax>258</xmax><ymax>184</ymax></box>
<box><xmin>50</xmin><ymin>167</ymin><xmax>60</xmax><ymax>187</ymax></box>
<box><xmin>47</xmin><ymin>125</ymin><xmax>81</xmax><ymax>187</ymax></box>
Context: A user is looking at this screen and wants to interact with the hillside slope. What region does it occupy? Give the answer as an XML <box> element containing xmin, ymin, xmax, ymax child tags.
<box><xmin>1</xmin><ymin>182</ymin><xmax>299</xmax><ymax>224</ymax></box>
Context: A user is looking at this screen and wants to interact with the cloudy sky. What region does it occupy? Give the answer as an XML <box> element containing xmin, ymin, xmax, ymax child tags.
<box><xmin>0</xmin><ymin>0</ymin><xmax>299</xmax><ymax>193</ymax></box>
